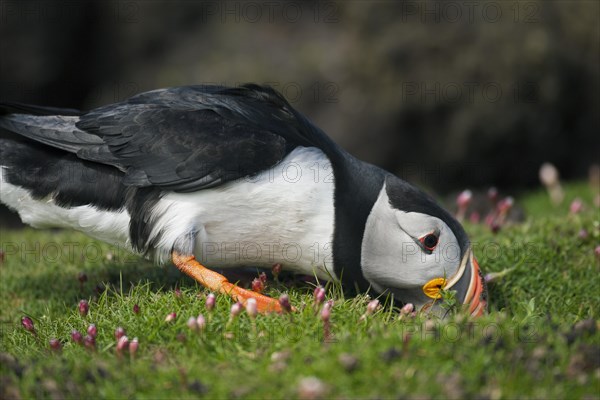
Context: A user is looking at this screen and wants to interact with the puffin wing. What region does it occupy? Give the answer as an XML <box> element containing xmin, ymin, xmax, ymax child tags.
<box><xmin>76</xmin><ymin>104</ymin><xmax>289</xmax><ymax>192</ymax></box>
<box><xmin>0</xmin><ymin>85</ymin><xmax>311</xmax><ymax>193</ymax></box>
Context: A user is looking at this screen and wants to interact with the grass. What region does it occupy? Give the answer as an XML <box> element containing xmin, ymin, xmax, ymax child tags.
<box><xmin>1</xmin><ymin>183</ymin><xmax>599</xmax><ymax>399</ymax></box>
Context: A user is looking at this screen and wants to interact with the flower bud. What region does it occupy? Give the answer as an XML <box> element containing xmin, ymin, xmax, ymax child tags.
<box><xmin>49</xmin><ymin>338</ymin><xmax>62</xmax><ymax>351</ymax></box>
<box><xmin>230</xmin><ymin>302</ymin><xmax>242</xmax><ymax>318</ymax></box>
<box><xmin>497</xmin><ymin>197</ymin><xmax>514</xmax><ymax>214</ymax></box>
<box><xmin>366</xmin><ymin>299</ymin><xmax>380</xmax><ymax>315</ymax></box>
<box><xmin>539</xmin><ymin>163</ymin><xmax>564</xmax><ymax>205</ymax></box>
<box><xmin>187</xmin><ymin>317</ymin><xmax>198</xmax><ymax>331</ymax></box>
<box><xmin>246</xmin><ymin>298</ymin><xmax>258</xmax><ymax>319</ymax></box>
<box><xmin>205</xmin><ymin>293</ymin><xmax>216</xmax><ymax>312</ymax></box>
<box><xmin>297</xmin><ymin>376</ymin><xmax>327</xmax><ymax>400</ymax></box>
<box><xmin>115</xmin><ymin>326</ymin><xmax>126</xmax><ymax>340</ymax></box>
<box><xmin>570</xmin><ymin>198</ymin><xmax>583</xmax><ymax>214</ymax></box>
<box><xmin>539</xmin><ymin>163</ymin><xmax>559</xmax><ymax>186</ymax></box>
<box><xmin>133</xmin><ymin>304</ymin><xmax>140</xmax><ymax>314</ymax></box>
<box><xmin>259</xmin><ymin>272</ymin><xmax>268</xmax><ymax>284</ymax></box>
<box><xmin>314</xmin><ymin>287</ymin><xmax>326</xmax><ymax>306</ymax></box>
<box><xmin>21</xmin><ymin>316</ymin><xmax>35</xmax><ymax>333</ymax></box>
<box><xmin>165</xmin><ymin>312</ymin><xmax>177</xmax><ymax>323</ymax></box>
<box><xmin>84</xmin><ymin>335</ymin><xmax>96</xmax><ymax>350</ymax></box>
<box><xmin>400</xmin><ymin>303</ymin><xmax>414</xmax><ymax>315</ymax></box>
<box><xmin>271</xmin><ymin>263</ymin><xmax>282</xmax><ymax>279</ymax></box>
<box><xmin>279</xmin><ymin>294</ymin><xmax>292</xmax><ymax>313</ymax></box>
<box><xmin>116</xmin><ymin>336</ymin><xmax>129</xmax><ymax>353</ymax></box>
<box><xmin>78</xmin><ymin>300</ymin><xmax>89</xmax><ymax>316</ymax></box>
<box><xmin>71</xmin><ymin>329</ymin><xmax>83</xmax><ymax>344</ymax></box>
<box><xmin>321</xmin><ymin>303</ymin><xmax>331</xmax><ymax>323</ymax></box>
<box><xmin>252</xmin><ymin>278</ymin><xmax>265</xmax><ymax>293</ymax></box>
<box><xmin>87</xmin><ymin>324</ymin><xmax>97</xmax><ymax>338</ymax></box>
<box><xmin>129</xmin><ymin>337</ymin><xmax>139</xmax><ymax>357</ymax></box>
<box><xmin>456</xmin><ymin>190</ymin><xmax>472</xmax><ymax>208</ymax></box>
<box><xmin>456</xmin><ymin>190</ymin><xmax>472</xmax><ymax>221</ymax></box>
<box><xmin>196</xmin><ymin>314</ymin><xmax>206</xmax><ymax>331</ymax></box>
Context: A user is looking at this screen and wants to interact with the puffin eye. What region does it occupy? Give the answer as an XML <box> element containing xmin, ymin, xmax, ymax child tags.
<box><xmin>420</xmin><ymin>233</ymin><xmax>439</xmax><ymax>252</ymax></box>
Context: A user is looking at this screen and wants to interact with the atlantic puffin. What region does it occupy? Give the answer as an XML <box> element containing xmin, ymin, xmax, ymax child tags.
<box><xmin>0</xmin><ymin>84</ymin><xmax>486</xmax><ymax>316</ymax></box>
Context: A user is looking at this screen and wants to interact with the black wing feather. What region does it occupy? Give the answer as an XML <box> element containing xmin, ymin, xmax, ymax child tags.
<box><xmin>77</xmin><ymin>106</ymin><xmax>288</xmax><ymax>191</ymax></box>
<box><xmin>1</xmin><ymin>84</ymin><xmax>333</xmax><ymax>193</ymax></box>
<box><xmin>0</xmin><ymin>114</ymin><xmax>106</xmax><ymax>154</ymax></box>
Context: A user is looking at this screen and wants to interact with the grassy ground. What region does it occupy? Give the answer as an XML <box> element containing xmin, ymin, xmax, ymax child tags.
<box><xmin>1</xmin><ymin>183</ymin><xmax>599</xmax><ymax>399</ymax></box>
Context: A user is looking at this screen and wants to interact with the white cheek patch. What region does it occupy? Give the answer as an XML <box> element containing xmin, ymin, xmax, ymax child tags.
<box><xmin>360</xmin><ymin>183</ymin><xmax>461</xmax><ymax>292</ymax></box>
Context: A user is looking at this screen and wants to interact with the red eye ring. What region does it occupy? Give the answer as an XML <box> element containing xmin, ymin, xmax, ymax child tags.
<box><xmin>419</xmin><ymin>233</ymin><xmax>439</xmax><ymax>251</ymax></box>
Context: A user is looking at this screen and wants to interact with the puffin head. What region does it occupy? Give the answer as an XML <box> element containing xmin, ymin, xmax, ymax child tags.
<box><xmin>360</xmin><ymin>175</ymin><xmax>486</xmax><ymax>317</ymax></box>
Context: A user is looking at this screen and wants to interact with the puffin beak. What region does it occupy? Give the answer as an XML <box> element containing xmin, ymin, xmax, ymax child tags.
<box><xmin>464</xmin><ymin>255</ymin><xmax>487</xmax><ymax>316</ymax></box>
<box><xmin>444</xmin><ymin>248</ymin><xmax>487</xmax><ymax>317</ymax></box>
<box><xmin>422</xmin><ymin>247</ymin><xmax>487</xmax><ymax>317</ymax></box>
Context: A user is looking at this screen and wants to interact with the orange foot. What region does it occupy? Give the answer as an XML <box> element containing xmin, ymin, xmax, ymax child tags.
<box><xmin>172</xmin><ymin>252</ymin><xmax>282</xmax><ymax>313</ymax></box>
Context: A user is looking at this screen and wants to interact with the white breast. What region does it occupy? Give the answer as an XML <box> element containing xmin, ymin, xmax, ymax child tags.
<box><xmin>148</xmin><ymin>146</ymin><xmax>337</xmax><ymax>280</ymax></box>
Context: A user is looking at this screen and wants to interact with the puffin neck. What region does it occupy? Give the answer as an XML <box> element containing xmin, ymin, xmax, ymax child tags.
<box><xmin>330</xmin><ymin>151</ymin><xmax>387</xmax><ymax>294</ymax></box>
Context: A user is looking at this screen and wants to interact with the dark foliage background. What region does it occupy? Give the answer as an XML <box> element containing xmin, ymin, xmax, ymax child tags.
<box><xmin>1</xmin><ymin>0</ymin><xmax>598</xmax><ymax>196</ymax></box>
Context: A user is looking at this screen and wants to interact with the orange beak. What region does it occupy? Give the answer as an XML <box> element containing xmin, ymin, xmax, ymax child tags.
<box><xmin>425</xmin><ymin>248</ymin><xmax>487</xmax><ymax>317</ymax></box>
<box><xmin>463</xmin><ymin>255</ymin><xmax>486</xmax><ymax>317</ymax></box>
